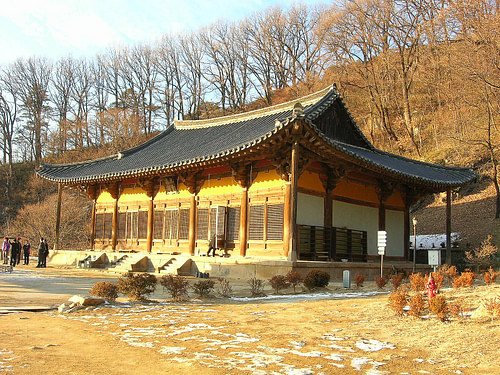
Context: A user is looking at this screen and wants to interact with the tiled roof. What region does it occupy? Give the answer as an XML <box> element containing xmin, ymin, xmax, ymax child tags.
<box><xmin>36</xmin><ymin>85</ymin><xmax>476</xmax><ymax>189</ymax></box>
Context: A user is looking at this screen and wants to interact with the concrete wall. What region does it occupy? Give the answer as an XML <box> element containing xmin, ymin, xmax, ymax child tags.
<box><xmin>386</xmin><ymin>210</ymin><xmax>405</xmax><ymax>257</ymax></box>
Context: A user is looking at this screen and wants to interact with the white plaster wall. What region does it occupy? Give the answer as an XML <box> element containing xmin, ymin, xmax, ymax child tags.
<box><xmin>333</xmin><ymin>201</ymin><xmax>378</xmax><ymax>255</ymax></box>
<box><xmin>386</xmin><ymin>210</ymin><xmax>405</xmax><ymax>257</ymax></box>
<box><xmin>297</xmin><ymin>193</ymin><xmax>324</xmax><ymax>227</ymax></box>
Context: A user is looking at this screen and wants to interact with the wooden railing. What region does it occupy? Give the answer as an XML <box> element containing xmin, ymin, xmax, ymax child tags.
<box><xmin>297</xmin><ymin>225</ymin><xmax>367</xmax><ymax>262</ymax></box>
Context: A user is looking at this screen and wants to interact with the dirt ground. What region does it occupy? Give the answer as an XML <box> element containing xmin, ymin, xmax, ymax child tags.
<box><xmin>1</xmin><ymin>265</ymin><xmax>499</xmax><ymax>375</ymax></box>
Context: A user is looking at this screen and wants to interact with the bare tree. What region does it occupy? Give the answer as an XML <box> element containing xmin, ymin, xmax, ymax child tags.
<box><xmin>11</xmin><ymin>57</ymin><xmax>52</xmax><ymax>164</ymax></box>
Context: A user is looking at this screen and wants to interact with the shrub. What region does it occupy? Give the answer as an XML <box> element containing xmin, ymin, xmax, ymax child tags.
<box><xmin>452</xmin><ymin>271</ymin><xmax>476</xmax><ymax>288</ymax></box>
<box><xmin>466</xmin><ymin>235</ymin><xmax>499</xmax><ymax>272</ymax></box>
<box><xmin>429</xmin><ymin>294</ymin><xmax>448</xmax><ymax>322</ymax></box>
<box><xmin>448</xmin><ymin>298</ymin><xmax>469</xmax><ymax>322</ymax></box>
<box><xmin>303</xmin><ymin>270</ymin><xmax>330</xmax><ymax>290</ymax></box>
<box><xmin>117</xmin><ymin>273</ymin><xmax>157</xmax><ymax>301</ymax></box>
<box><xmin>409</xmin><ymin>273</ymin><xmax>426</xmax><ymax>292</ymax></box>
<box><xmin>192</xmin><ymin>279</ymin><xmax>215</xmax><ymax>298</ymax></box>
<box><xmin>160</xmin><ymin>275</ymin><xmax>189</xmax><ymax>301</ymax></box>
<box><xmin>432</xmin><ymin>272</ymin><xmax>445</xmax><ymax>291</ymax></box>
<box><xmin>269</xmin><ymin>275</ymin><xmax>290</xmax><ymax>294</ymax></box>
<box><xmin>216</xmin><ymin>278</ymin><xmax>232</xmax><ymax>298</ymax></box>
<box><xmin>483</xmin><ymin>267</ymin><xmax>498</xmax><ymax>285</ymax></box>
<box><xmin>388</xmin><ymin>286</ymin><xmax>408</xmax><ymax>317</ymax></box>
<box><xmin>391</xmin><ymin>274</ymin><xmax>403</xmax><ymax>290</ymax></box>
<box><xmin>375</xmin><ymin>277</ymin><xmax>387</xmax><ymax>289</ymax></box>
<box><xmin>285</xmin><ymin>270</ymin><xmax>303</xmax><ymax>294</ymax></box>
<box><xmin>439</xmin><ymin>265</ymin><xmax>458</xmax><ymax>285</ymax></box>
<box><xmin>248</xmin><ymin>276</ymin><xmax>265</xmax><ymax>297</ymax></box>
<box><xmin>354</xmin><ymin>274</ymin><xmax>365</xmax><ymax>288</ymax></box>
<box><xmin>482</xmin><ymin>298</ymin><xmax>500</xmax><ymax>322</ymax></box>
<box><xmin>89</xmin><ymin>281</ymin><xmax>118</xmax><ymax>301</ymax></box>
<box><xmin>408</xmin><ymin>293</ymin><xmax>425</xmax><ymax>318</ymax></box>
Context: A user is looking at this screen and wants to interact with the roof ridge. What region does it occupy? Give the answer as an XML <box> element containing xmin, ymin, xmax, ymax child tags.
<box><xmin>174</xmin><ymin>85</ymin><xmax>336</xmax><ymax>130</ymax></box>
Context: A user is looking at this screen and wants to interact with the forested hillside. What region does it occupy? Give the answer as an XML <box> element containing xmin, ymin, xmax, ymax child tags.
<box><xmin>0</xmin><ymin>0</ymin><xmax>498</xmax><ymax>249</ymax></box>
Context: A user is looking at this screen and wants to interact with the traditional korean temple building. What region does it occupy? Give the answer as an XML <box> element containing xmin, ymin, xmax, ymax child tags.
<box><xmin>37</xmin><ymin>85</ymin><xmax>476</xmax><ymax>275</ymax></box>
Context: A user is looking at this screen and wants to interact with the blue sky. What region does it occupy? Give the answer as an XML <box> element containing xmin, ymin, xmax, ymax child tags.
<box><xmin>0</xmin><ymin>0</ymin><xmax>326</xmax><ymax>65</ymax></box>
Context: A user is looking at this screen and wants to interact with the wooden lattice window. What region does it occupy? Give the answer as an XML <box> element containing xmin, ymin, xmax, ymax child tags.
<box><xmin>164</xmin><ymin>209</ymin><xmax>179</xmax><ymax>240</ymax></box>
<box><xmin>138</xmin><ymin>211</ymin><xmax>148</xmax><ymax>239</ymax></box>
<box><xmin>95</xmin><ymin>213</ymin><xmax>104</xmax><ymax>239</ymax></box>
<box><xmin>118</xmin><ymin>212</ymin><xmax>127</xmax><ymax>239</ymax></box>
<box><xmin>197</xmin><ymin>208</ymin><xmax>209</xmax><ymax>240</ymax></box>
<box><xmin>248</xmin><ymin>205</ymin><xmax>264</xmax><ymax>241</ymax></box>
<box><xmin>127</xmin><ymin>211</ymin><xmax>138</xmax><ymax>240</ymax></box>
<box><xmin>227</xmin><ymin>206</ymin><xmax>240</xmax><ymax>241</ymax></box>
<box><xmin>103</xmin><ymin>213</ymin><xmax>113</xmax><ymax>239</ymax></box>
<box><xmin>266</xmin><ymin>203</ymin><xmax>284</xmax><ymax>241</ymax></box>
<box><xmin>178</xmin><ymin>208</ymin><xmax>190</xmax><ymax>240</ymax></box>
<box><xmin>154</xmin><ymin>210</ymin><xmax>163</xmax><ymax>240</ymax></box>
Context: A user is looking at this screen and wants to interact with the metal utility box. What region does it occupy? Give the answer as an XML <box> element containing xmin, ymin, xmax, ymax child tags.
<box><xmin>428</xmin><ymin>249</ymin><xmax>441</xmax><ymax>266</ymax></box>
<box><xmin>343</xmin><ymin>270</ymin><xmax>351</xmax><ymax>288</ymax></box>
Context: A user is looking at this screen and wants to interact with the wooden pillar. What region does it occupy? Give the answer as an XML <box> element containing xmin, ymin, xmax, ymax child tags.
<box><xmin>54</xmin><ymin>183</ymin><xmax>63</xmax><ymax>250</ymax></box>
<box><xmin>141</xmin><ymin>178</ymin><xmax>159</xmax><ymax>254</ymax></box>
<box><xmin>232</xmin><ymin>163</ymin><xmax>252</xmax><ymax>257</ymax></box>
<box><xmin>320</xmin><ymin>166</ymin><xmax>345</xmax><ymax>228</ymax></box>
<box><xmin>147</xmin><ymin>198</ymin><xmax>154</xmax><ymax>253</ymax></box>
<box><xmin>446</xmin><ymin>188</ymin><xmax>452</xmax><ymax>265</ymax></box>
<box><xmin>239</xmin><ymin>187</ymin><xmax>248</xmax><ymax>257</ymax></box>
<box><xmin>106</xmin><ymin>183</ymin><xmax>121</xmax><ymax>251</ymax></box>
<box><xmin>404</xmin><ymin>206</ymin><xmax>410</xmax><ymax>260</ymax></box>
<box><xmin>86</xmin><ymin>184</ymin><xmax>98</xmax><ymax>251</ymax></box>
<box><xmin>182</xmin><ymin>172</ymin><xmax>204</xmax><ymax>257</ymax></box>
<box><xmin>188</xmin><ymin>193</ymin><xmax>197</xmax><ymax>256</ymax></box>
<box><xmin>283</xmin><ymin>182</ymin><xmax>291</xmax><ymax>258</ymax></box>
<box><xmin>376</xmin><ymin>182</ymin><xmax>392</xmax><ymax>232</ymax></box>
<box><xmin>90</xmin><ymin>198</ymin><xmax>97</xmax><ymax>250</ymax></box>
<box><xmin>289</xmin><ymin>141</ymin><xmax>299</xmax><ymax>262</ymax></box>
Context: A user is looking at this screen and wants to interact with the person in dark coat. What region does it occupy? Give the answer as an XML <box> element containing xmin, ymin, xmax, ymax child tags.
<box><xmin>16</xmin><ymin>237</ymin><xmax>22</xmax><ymax>265</ymax></box>
<box><xmin>36</xmin><ymin>238</ymin><xmax>44</xmax><ymax>268</ymax></box>
<box><xmin>42</xmin><ymin>238</ymin><xmax>49</xmax><ymax>267</ymax></box>
<box><xmin>10</xmin><ymin>238</ymin><xmax>20</xmax><ymax>267</ymax></box>
<box><xmin>23</xmin><ymin>240</ymin><xmax>31</xmax><ymax>265</ymax></box>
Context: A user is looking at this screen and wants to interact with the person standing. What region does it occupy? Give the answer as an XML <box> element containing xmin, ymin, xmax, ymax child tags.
<box><xmin>42</xmin><ymin>238</ymin><xmax>49</xmax><ymax>267</ymax></box>
<box><xmin>1</xmin><ymin>238</ymin><xmax>10</xmax><ymax>264</ymax></box>
<box><xmin>10</xmin><ymin>238</ymin><xmax>19</xmax><ymax>267</ymax></box>
<box><xmin>16</xmin><ymin>237</ymin><xmax>22</xmax><ymax>265</ymax></box>
<box><xmin>23</xmin><ymin>240</ymin><xmax>31</xmax><ymax>265</ymax></box>
<box><xmin>36</xmin><ymin>238</ymin><xmax>44</xmax><ymax>268</ymax></box>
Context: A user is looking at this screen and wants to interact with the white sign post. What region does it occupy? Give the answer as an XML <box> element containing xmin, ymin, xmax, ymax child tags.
<box><xmin>377</xmin><ymin>231</ymin><xmax>387</xmax><ymax>278</ymax></box>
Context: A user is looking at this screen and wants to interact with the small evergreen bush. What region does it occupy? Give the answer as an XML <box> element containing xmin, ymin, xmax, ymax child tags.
<box><xmin>391</xmin><ymin>274</ymin><xmax>403</xmax><ymax>290</ymax></box>
<box><xmin>303</xmin><ymin>270</ymin><xmax>330</xmax><ymax>290</ymax></box>
<box><xmin>89</xmin><ymin>281</ymin><xmax>118</xmax><ymax>301</ymax></box>
<box><xmin>285</xmin><ymin>270</ymin><xmax>303</xmax><ymax>294</ymax></box>
<box><xmin>429</xmin><ymin>294</ymin><xmax>448</xmax><ymax>322</ymax></box>
<box><xmin>483</xmin><ymin>267</ymin><xmax>498</xmax><ymax>285</ymax></box>
<box><xmin>409</xmin><ymin>273</ymin><xmax>426</xmax><ymax>292</ymax></box>
<box><xmin>354</xmin><ymin>274</ymin><xmax>365</xmax><ymax>288</ymax></box>
<box><xmin>375</xmin><ymin>277</ymin><xmax>387</xmax><ymax>289</ymax></box>
<box><xmin>117</xmin><ymin>273</ymin><xmax>157</xmax><ymax>301</ymax></box>
<box><xmin>388</xmin><ymin>286</ymin><xmax>408</xmax><ymax>317</ymax></box>
<box><xmin>452</xmin><ymin>271</ymin><xmax>476</xmax><ymax>288</ymax></box>
<box><xmin>160</xmin><ymin>275</ymin><xmax>189</xmax><ymax>301</ymax></box>
<box><xmin>269</xmin><ymin>275</ymin><xmax>290</xmax><ymax>294</ymax></box>
<box><xmin>408</xmin><ymin>293</ymin><xmax>425</xmax><ymax>318</ymax></box>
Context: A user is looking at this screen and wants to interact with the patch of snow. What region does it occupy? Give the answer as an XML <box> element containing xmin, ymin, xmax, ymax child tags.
<box><xmin>355</xmin><ymin>339</ymin><xmax>396</xmax><ymax>352</ymax></box>
<box><xmin>159</xmin><ymin>346</ymin><xmax>186</xmax><ymax>355</ymax></box>
<box><xmin>351</xmin><ymin>357</ymin><xmax>372</xmax><ymax>371</ymax></box>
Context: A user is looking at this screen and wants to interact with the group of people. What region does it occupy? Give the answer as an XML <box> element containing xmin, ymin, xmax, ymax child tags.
<box><xmin>1</xmin><ymin>237</ymin><xmax>49</xmax><ymax>268</ymax></box>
